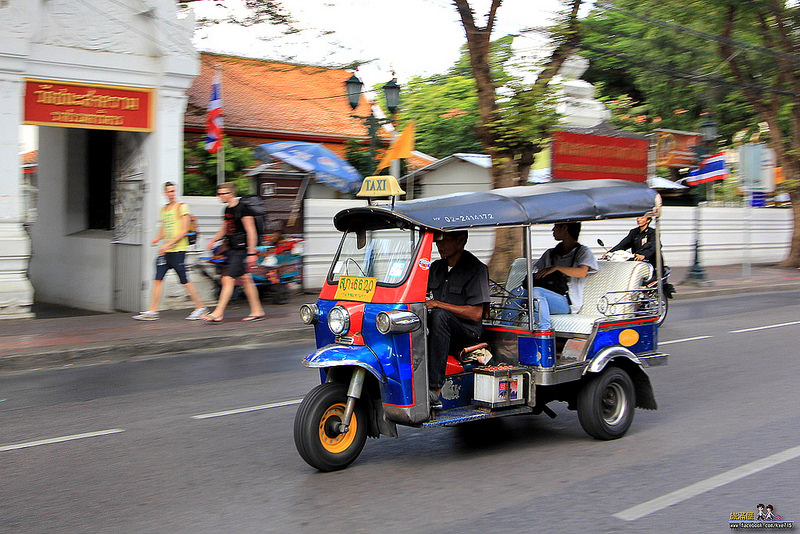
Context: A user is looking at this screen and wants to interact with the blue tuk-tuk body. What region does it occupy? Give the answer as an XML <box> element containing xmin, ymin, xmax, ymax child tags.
<box><xmin>294</xmin><ymin>178</ymin><xmax>668</xmax><ymax>471</ymax></box>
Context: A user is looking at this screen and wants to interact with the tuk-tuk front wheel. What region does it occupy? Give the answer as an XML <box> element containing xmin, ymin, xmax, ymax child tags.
<box><xmin>294</xmin><ymin>382</ymin><xmax>368</xmax><ymax>471</ymax></box>
<box><xmin>577</xmin><ymin>367</ymin><xmax>635</xmax><ymax>440</ymax></box>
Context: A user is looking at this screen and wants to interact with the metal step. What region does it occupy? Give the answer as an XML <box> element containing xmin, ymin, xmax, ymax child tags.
<box><xmin>423</xmin><ymin>404</ymin><xmax>534</xmax><ymax>427</ymax></box>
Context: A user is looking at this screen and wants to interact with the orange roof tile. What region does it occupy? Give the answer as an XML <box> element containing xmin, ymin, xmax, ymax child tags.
<box><xmin>186</xmin><ymin>53</ymin><xmax>379</xmax><ymax>142</ymax></box>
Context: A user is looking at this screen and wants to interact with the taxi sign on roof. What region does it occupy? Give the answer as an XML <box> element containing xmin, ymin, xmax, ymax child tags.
<box><xmin>357</xmin><ymin>175</ymin><xmax>405</xmax><ymax>197</ymax></box>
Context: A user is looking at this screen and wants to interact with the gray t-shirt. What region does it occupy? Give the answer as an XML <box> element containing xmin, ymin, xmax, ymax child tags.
<box><xmin>535</xmin><ymin>244</ymin><xmax>598</xmax><ymax>313</ymax></box>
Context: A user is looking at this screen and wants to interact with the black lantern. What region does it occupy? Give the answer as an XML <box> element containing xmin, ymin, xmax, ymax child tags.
<box><xmin>382</xmin><ymin>78</ymin><xmax>401</xmax><ymax>114</ymax></box>
<box><xmin>345</xmin><ymin>73</ymin><xmax>364</xmax><ymax>111</ymax></box>
<box><xmin>699</xmin><ymin>117</ymin><xmax>717</xmax><ymax>142</ymax></box>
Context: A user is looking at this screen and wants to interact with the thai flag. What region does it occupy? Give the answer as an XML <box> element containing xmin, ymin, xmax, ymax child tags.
<box><xmin>686</xmin><ymin>151</ymin><xmax>727</xmax><ymax>185</ymax></box>
<box><xmin>205</xmin><ymin>71</ymin><xmax>223</xmax><ymax>153</ymax></box>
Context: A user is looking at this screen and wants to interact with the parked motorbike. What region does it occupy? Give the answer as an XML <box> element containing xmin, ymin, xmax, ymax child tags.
<box><xmin>598</xmin><ymin>239</ymin><xmax>675</xmax><ymax>326</ymax></box>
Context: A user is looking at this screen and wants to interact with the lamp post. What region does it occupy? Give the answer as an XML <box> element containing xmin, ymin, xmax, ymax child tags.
<box><xmin>345</xmin><ymin>73</ymin><xmax>401</xmax><ymax>174</ymax></box>
<box><xmin>684</xmin><ymin>116</ymin><xmax>717</xmax><ymax>285</ymax></box>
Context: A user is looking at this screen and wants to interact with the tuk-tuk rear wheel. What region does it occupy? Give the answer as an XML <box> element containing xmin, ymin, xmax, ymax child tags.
<box><xmin>294</xmin><ymin>382</ymin><xmax>368</xmax><ymax>471</ymax></box>
<box><xmin>577</xmin><ymin>366</ymin><xmax>635</xmax><ymax>440</ymax></box>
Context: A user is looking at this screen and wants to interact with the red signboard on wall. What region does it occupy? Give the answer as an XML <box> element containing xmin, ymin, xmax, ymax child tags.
<box><xmin>551</xmin><ymin>131</ymin><xmax>648</xmax><ymax>182</ymax></box>
<box><xmin>654</xmin><ymin>129</ymin><xmax>700</xmax><ymax>168</ymax></box>
<box><xmin>24</xmin><ymin>78</ymin><xmax>154</xmax><ymax>132</ymax></box>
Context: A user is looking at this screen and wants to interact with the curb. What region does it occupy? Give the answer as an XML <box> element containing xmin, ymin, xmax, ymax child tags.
<box><xmin>673</xmin><ymin>281</ymin><xmax>800</xmax><ymax>301</ymax></box>
<box><xmin>0</xmin><ymin>326</ymin><xmax>315</xmax><ymax>374</ymax></box>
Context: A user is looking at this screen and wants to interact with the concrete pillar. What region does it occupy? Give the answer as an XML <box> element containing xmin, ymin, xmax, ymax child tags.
<box><xmin>0</xmin><ymin>73</ymin><xmax>34</xmax><ymax>318</ymax></box>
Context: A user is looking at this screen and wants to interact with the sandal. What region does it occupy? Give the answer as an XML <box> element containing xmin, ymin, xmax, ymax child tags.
<box><xmin>202</xmin><ymin>314</ymin><xmax>223</xmax><ymax>323</ymax></box>
<box><xmin>242</xmin><ymin>315</ymin><xmax>265</xmax><ymax>322</ymax></box>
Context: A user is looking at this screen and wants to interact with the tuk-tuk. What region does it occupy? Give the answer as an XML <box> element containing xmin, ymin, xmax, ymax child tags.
<box><xmin>294</xmin><ymin>176</ymin><xmax>668</xmax><ymax>471</ymax></box>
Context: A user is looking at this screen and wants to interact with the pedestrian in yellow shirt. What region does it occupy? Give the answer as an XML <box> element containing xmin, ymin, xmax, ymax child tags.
<box><xmin>133</xmin><ymin>182</ymin><xmax>207</xmax><ymax>321</ymax></box>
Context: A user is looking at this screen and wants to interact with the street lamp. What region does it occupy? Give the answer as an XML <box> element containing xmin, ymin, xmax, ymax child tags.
<box><xmin>684</xmin><ymin>115</ymin><xmax>717</xmax><ymax>285</ymax></box>
<box><xmin>344</xmin><ymin>72</ymin><xmax>401</xmax><ymax>173</ymax></box>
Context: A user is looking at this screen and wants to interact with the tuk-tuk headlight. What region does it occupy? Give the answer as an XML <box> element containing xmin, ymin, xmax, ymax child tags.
<box><xmin>328</xmin><ymin>305</ymin><xmax>350</xmax><ymax>335</ymax></box>
<box><xmin>376</xmin><ymin>311</ymin><xmax>421</xmax><ymax>334</ymax></box>
<box><xmin>299</xmin><ymin>304</ymin><xmax>320</xmax><ymax>325</ymax></box>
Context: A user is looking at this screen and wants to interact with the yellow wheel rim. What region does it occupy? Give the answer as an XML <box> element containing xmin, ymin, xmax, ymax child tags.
<box><xmin>318</xmin><ymin>402</ymin><xmax>358</xmax><ymax>454</ymax></box>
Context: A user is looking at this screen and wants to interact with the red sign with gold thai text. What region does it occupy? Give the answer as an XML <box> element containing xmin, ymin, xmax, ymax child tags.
<box><xmin>24</xmin><ymin>78</ymin><xmax>154</xmax><ymax>132</ymax></box>
<box><xmin>552</xmin><ymin>131</ymin><xmax>648</xmax><ymax>182</ymax></box>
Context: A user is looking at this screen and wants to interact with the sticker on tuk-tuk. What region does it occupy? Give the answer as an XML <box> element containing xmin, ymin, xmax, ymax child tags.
<box><xmin>335</xmin><ymin>276</ymin><xmax>378</xmax><ymax>302</ymax></box>
<box><xmin>387</xmin><ymin>261</ymin><xmax>406</xmax><ymax>280</ymax></box>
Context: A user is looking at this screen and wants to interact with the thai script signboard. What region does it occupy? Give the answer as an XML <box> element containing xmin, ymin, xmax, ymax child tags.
<box><xmin>552</xmin><ymin>130</ymin><xmax>648</xmax><ymax>182</ymax></box>
<box><xmin>24</xmin><ymin>78</ymin><xmax>154</xmax><ymax>132</ymax></box>
<box><xmin>654</xmin><ymin>129</ymin><xmax>701</xmax><ymax>168</ymax></box>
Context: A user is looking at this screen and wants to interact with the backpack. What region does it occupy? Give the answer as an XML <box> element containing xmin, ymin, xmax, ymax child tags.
<box><xmin>237</xmin><ymin>194</ymin><xmax>268</xmax><ymax>245</ymax></box>
<box><xmin>186</xmin><ymin>214</ymin><xmax>199</xmax><ymax>245</ymax></box>
<box><xmin>176</xmin><ymin>202</ymin><xmax>198</xmax><ymax>246</ymax></box>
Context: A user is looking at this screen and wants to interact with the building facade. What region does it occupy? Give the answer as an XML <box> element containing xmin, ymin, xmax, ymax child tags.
<box><xmin>0</xmin><ymin>0</ymin><xmax>197</xmax><ymax>317</ymax></box>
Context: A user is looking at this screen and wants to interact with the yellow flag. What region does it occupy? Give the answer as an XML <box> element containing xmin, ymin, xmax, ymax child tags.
<box><xmin>531</xmin><ymin>146</ymin><xmax>551</xmax><ymax>170</ymax></box>
<box><xmin>376</xmin><ymin>121</ymin><xmax>416</xmax><ymax>171</ymax></box>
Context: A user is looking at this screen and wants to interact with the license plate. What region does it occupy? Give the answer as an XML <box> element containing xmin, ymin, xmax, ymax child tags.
<box><xmin>334</xmin><ymin>276</ymin><xmax>377</xmax><ymax>302</ymax></box>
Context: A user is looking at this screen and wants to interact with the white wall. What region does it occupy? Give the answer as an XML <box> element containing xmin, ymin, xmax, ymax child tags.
<box><xmin>420</xmin><ymin>161</ymin><xmax>490</xmax><ymax>197</ymax></box>
<box><xmin>298</xmin><ymin>200</ymin><xmax>793</xmax><ymax>289</ymax></box>
<box><xmin>30</xmin><ymin>127</ymin><xmax>114</xmax><ymax>310</ymax></box>
<box><xmin>182</xmin><ymin>196</ymin><xmax>793</xmax><ymax>294</ymax></box>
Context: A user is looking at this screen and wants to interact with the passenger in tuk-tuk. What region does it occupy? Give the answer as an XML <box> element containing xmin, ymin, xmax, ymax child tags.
<box><xmin>532</xmin><ymin>222</ymin><xmax>598</xmax><ymax>330</ymax></box>
<box><xmin>426</xmin><ymin>230</ymin><xmax>490</xmax><ymax>408</ymax></box>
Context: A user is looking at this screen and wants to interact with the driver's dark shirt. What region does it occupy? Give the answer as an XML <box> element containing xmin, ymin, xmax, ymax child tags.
<box><xmin>609</xmin><ymin>226</ymin><xmax>657</xmax><ymax>264</ymax></box>
<box><xmin>427</xmin><ymin>250</ymin><xmax>489</xmax><ymax>323</ymax></box>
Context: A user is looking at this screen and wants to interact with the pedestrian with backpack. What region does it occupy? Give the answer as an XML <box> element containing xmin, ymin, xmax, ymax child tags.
<box><xmin>202</xmin><ymin>182</ymin><xmax>265</xmax><ymax>323</ymax></box>
<box><xmin>133</xmin><ymin>182</ymin><xmax>208</xmax><ymax>321</ymax></box>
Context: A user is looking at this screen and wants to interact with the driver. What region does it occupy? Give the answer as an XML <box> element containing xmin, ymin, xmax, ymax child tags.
<box><xmin>425</xmin><ymin>230</ymin><xmax>489</xmax><ymax>409</ymax></box>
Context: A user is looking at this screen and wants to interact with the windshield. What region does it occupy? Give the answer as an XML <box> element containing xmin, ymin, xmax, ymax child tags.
<box><xmin>329</xmin><ymin>227</ymin><xmax>422</xmax><ymax>285</ymax></box>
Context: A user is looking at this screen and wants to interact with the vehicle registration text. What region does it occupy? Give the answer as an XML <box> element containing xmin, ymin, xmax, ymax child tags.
<box><xmin>335</xmin><ymin>276</ymin><xmax>378</xmax><ymax>302</ymax></box>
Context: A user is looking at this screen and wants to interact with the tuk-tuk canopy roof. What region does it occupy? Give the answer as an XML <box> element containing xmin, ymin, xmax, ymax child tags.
<box><xmin>334</xmin><ymin>179</ymin><xmax>658</xmax><ymax>232</ymax></box>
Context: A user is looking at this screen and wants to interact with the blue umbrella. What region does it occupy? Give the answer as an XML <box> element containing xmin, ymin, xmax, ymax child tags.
<box><xmin>254</xmin><ymin>141</ymin><xmax>363</xmax><ymax>194</ymax></box>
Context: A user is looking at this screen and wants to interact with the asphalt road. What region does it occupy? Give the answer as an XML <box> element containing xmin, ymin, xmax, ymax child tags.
<box><xmin>2</xmin><ymin>291</ymin><xmax>799</xmax><ymax>533</ymax></box>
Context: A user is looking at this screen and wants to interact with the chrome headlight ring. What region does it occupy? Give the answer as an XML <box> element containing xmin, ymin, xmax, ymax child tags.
<box><xmin>299</xmin><ymin>303</ymin><xmax>320</xmax><ymax>325</ymax></box>
<box><xmin>328</xmin><ymin>305</ymin><xmax>350</xmax><ymax>335</ymax></box>
<box><xmin>376</xmin><ymin>310</ymin><xmax>421</xmax><ymax>335</ymax></box>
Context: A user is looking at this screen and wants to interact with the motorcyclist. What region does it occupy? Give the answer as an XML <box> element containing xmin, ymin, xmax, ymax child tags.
<box><xmin>602</xmin><ymin>216</ymin><xmax>657</xmax><ymax>263</ymax></box>
<box><xmin>602</xmin><ymin>216</ymin><xmax>674</xmax><ymax>298</ymax></box>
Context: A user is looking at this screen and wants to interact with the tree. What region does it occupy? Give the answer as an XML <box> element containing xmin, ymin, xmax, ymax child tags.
<box><xmin>184</xmin><ymin>138</ymin><xmax>254</xmax><ymax>196</ymax></box>
<box><xmin>581</xmin><ymin>0</ymin><xmax>800</xmax><ymax>267</ymax></box>
<box><xmin>453</xmin><ymin>0</ymin><xmax>582</xmax><ymax>278</ymax></box>
<box><xmin>400</xmin><ymin>74</ymin><xmax>482</xmax><ymax>159</ymax></box>
<box><xmin>719</xmin><ymin>1</ymin><xmax>800</xmax><ymax>267</ymax></box>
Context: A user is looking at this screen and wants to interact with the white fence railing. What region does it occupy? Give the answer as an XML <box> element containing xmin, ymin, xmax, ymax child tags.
<box><xmin>185</xmin><ymin>197</ymin><xmax>793</xmax><ymax>291</ymax></box>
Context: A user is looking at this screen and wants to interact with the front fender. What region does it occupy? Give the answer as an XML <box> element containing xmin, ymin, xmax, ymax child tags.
<box><xmin>302</xmin><ymin>344</ymin><xmax>386</xmax><ymax>383</ymax></box>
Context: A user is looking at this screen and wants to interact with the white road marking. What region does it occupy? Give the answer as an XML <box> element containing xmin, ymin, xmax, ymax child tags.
<box><xmin>192</xmin><ymin>399</ymin><xmax>303</xmax><ymax>420</ymax></box>
<box><xmin>614</xmin><ymin>444</ymin><xmax>800</xmax><ymax>521</ymax></box>
<box><xmin>659</xmin><ymin>336</ymin><xmax>713</xmax><ymax>345</ymax></box>
<box><xmin>0</xmin><ymin>429</ymin><xmax>125</xmax><ymax>452</ymax></box>
<box><xmin>730</xmin><ymin>320</ymin><xmax>800</xmax><ymax>333</ymax></box>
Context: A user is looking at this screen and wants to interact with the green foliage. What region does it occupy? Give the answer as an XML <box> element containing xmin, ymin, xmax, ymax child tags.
<box><xmin>400</xmin><ymin>74</ymin><xmax>482</xmax><ymax>158</ymax></box>
<box><xmin>579</xmin><ymin>0</ymin><xmax>771</xmax><ymax>144</ymax></box>
<box><xmin>183</xmin><ymin>138</ymin><xmax>254</xmax><ymax>196</ymax></box>
<box><xmin>391</xmin><ymin>36</ymin><xmax>520</xmax><ymax>159</ymax></box>
<box><xmin>343</xmin><ymin>138</ymin><xmax>375</xmax><ymax>179</ymax></box>
<box><xmin>491</xmin><ymin>81</ymin><xmax>561</xmax><ymax>156</ymax></box>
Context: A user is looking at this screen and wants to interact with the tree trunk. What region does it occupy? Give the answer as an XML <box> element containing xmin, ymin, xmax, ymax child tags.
<box><xmin>779</xmin><ymin>188</ymin><xmax>800</xmax><ymax>268</ymax></box>
<box><xmin>487</xmin><ymin>156</ymin><xmax>523</xmax><ymax>280</ymax></box>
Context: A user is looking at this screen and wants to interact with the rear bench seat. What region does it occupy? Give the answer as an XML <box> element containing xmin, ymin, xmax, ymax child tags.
<box><xmin>550</xmin><ymin>261</ymin><xmax>653</xmax><ymax>335</ymax></box>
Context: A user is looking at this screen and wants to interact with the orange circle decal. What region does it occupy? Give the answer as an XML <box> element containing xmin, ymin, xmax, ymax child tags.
<box><xmin>619</xmin><ymin>329</ymin><xmax>640</xmax><ymax>347</ymax></box>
